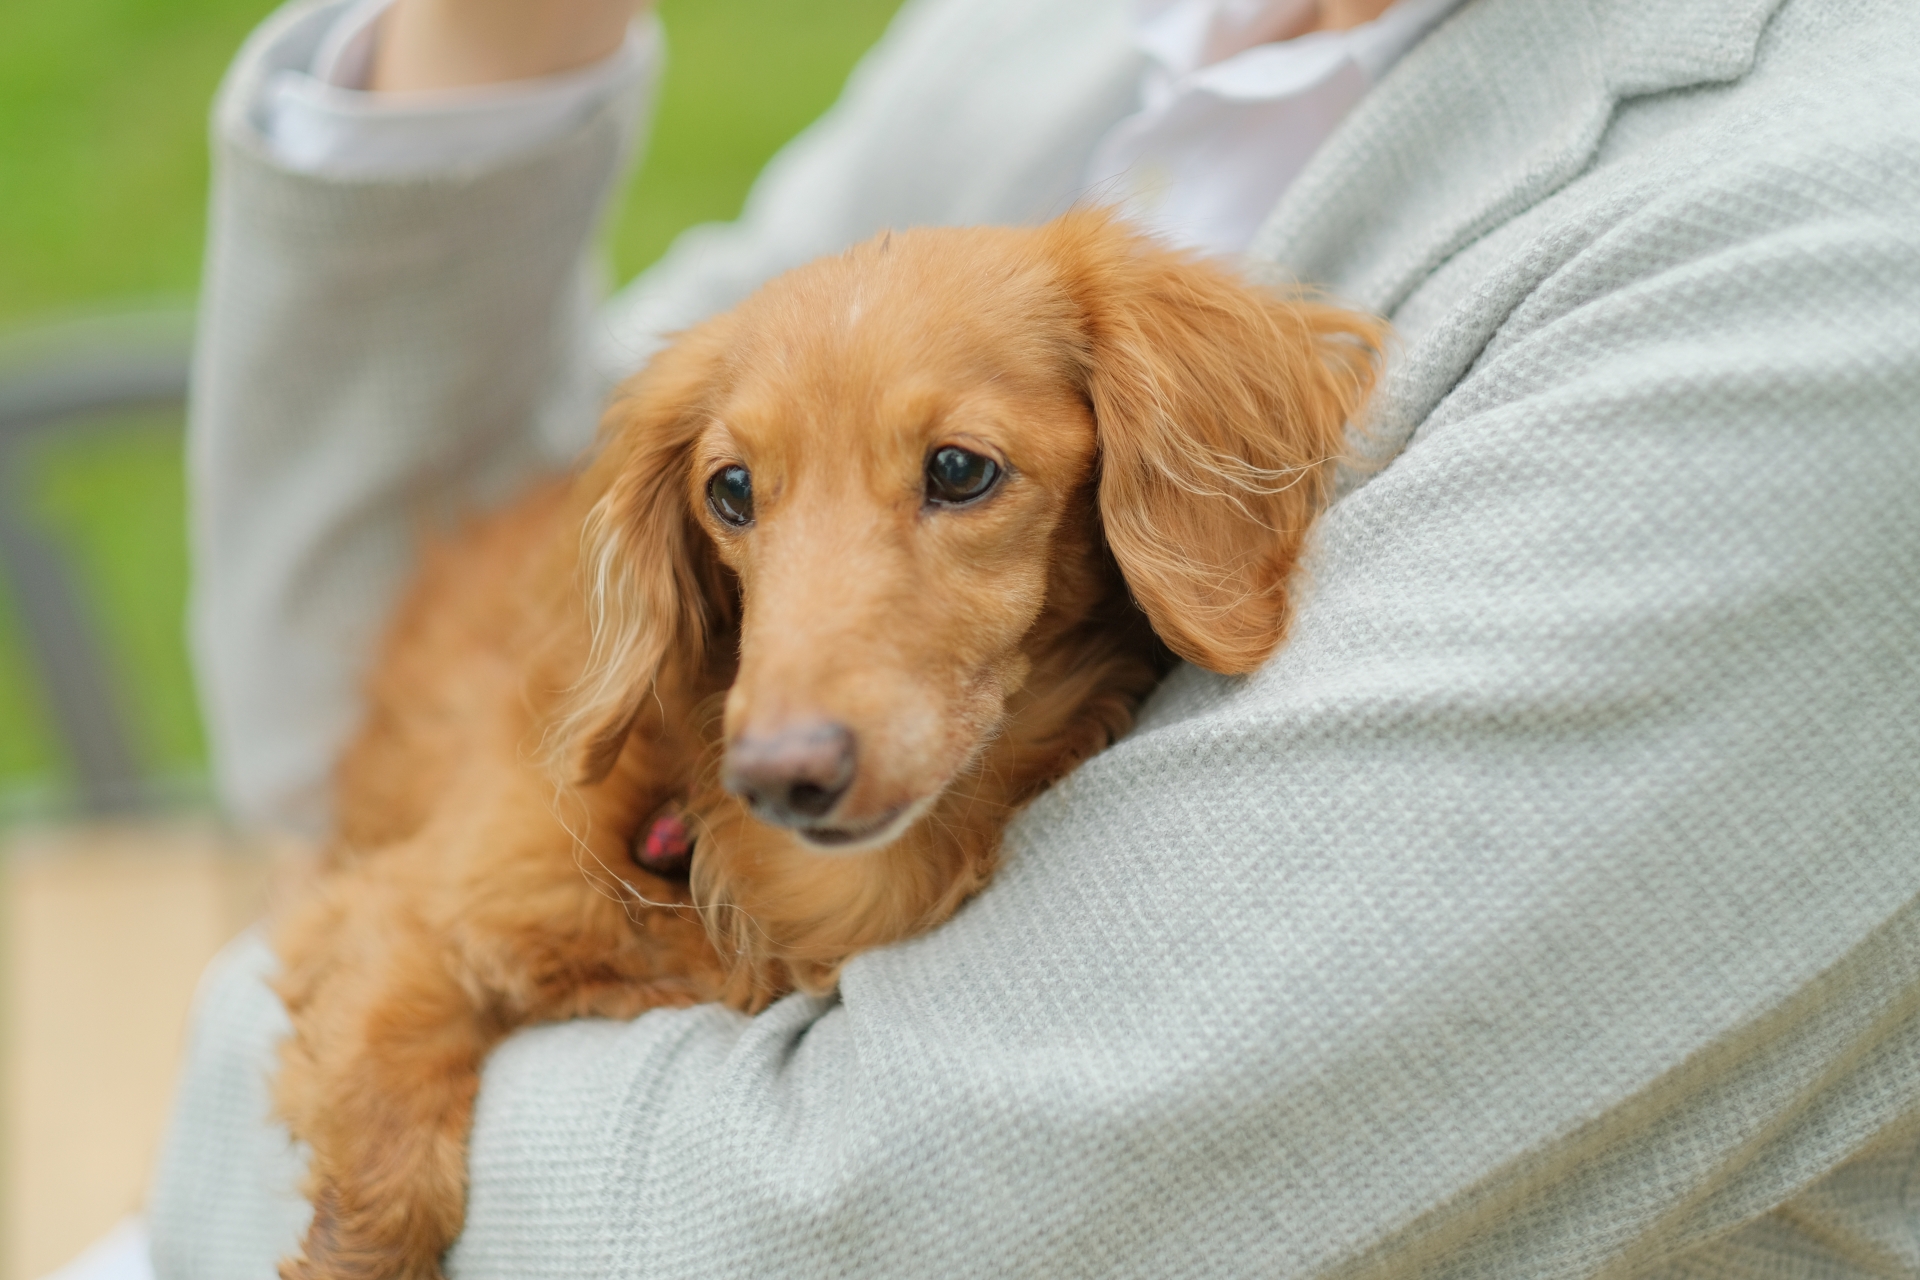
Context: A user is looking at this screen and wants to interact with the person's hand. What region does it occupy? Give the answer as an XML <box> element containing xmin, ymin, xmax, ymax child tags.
<box><xmin>371</xmin><ymin>0</ymin><xmax>650</xmax><ymax>92</ymax></box>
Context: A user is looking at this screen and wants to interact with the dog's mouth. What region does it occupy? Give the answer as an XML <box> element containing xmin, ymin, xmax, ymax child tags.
<box><xmin>798</xmin><ymin>809</ymin><xmax>910</xmax><ymax>852</ymax></box>
<box><xmin>792</xmin><ymin>793</ymin><xmax>937</xmax><ymax>854</ymax></box>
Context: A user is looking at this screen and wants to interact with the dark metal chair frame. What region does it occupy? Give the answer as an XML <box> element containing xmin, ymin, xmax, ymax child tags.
<box><xmin>0</xmin><ymin>314</ymin><xmax>194</xmax><ymax>815</ymax></box>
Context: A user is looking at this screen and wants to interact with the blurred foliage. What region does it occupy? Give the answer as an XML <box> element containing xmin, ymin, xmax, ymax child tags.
<box><xmin>0</xmin><ymin>0</ymin><xmax>905</xmax><ymax>322</ymax></box>
<box><xmin>0</xmin><ymin>0</ymin><xmax>903</xmax><ymax>805</ymax></box>
<box><xmin>0</xmin><ymin>0</ymin><xmax>261</xmax><ymax>325</ymax></box>
<box><xmin>614</xmin><ymin>0</ymin><xmax>906</xmax><ymax>279</ymax></box>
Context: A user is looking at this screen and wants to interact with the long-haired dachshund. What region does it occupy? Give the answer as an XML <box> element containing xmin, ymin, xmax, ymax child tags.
<box><xmin>272</xmin><ymin>209</ymin><xmax>1382</xmax><ymax>1280</ymax></box>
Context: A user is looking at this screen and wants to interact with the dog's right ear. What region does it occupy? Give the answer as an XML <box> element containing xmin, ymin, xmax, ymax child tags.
<box><xmin>552</xmin><ymin>323</ymin><xmax>738</xmax><ymax>785</ymax></box>
<box><xmin>1045</xmin><ymin>209</ymin><xmax>1383</xmax><ymax>674</ymax></box>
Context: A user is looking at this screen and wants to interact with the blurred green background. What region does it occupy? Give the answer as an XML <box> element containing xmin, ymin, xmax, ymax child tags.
<box><xmin>0</xmin><ymin>0</ymin><xmax>904</xmax><ymax>817</ymax></box>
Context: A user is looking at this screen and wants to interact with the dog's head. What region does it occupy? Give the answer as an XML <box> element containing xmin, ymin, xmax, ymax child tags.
<box><xmin>559</xmin><ymin>210</ymin><xmax>1380</xmax><ymax>854</ymax></box>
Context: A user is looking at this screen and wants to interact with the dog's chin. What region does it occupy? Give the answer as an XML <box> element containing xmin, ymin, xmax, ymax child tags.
<box><xmin>792</xmin><ymin>793</ymin><xmax>937</xmax><ymax>856</ymax></box>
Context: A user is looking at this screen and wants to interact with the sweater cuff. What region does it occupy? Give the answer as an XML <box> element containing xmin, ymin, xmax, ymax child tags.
<box><xmin>218</xmin><ymin>0</ymin><xmax>661</xmax><ymax>181</ymax></box>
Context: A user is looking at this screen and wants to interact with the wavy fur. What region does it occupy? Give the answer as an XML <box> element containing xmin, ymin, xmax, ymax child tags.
<box><xmin>274</xmin><ymin>209</ymin><xmax>1382</xmax><ymax>1280</ymax></box>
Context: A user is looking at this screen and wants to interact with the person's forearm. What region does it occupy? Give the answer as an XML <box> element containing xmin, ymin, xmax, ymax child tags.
<box><xmin>372</xmin><ymin>0</ymin><xmax>647</xmax><ymax>91</ymax></box>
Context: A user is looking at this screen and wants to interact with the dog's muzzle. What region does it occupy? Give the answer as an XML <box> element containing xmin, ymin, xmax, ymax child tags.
<box><xmin>723</xmin><ymin>721</ymin><xmax>858</xmax><ymax>829</ymax></box>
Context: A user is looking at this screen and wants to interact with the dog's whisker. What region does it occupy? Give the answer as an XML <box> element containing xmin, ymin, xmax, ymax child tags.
<box><xmin>545</xmin><ymin>776</ymin><xmax>660</xmax><ymax>926</ymax></box>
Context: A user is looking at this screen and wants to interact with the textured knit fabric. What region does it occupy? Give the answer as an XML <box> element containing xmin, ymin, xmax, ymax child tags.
<box><xmin>262</xmin><ymin>3</ymin><xmax>659</xmax><ymax>181</ymax></box>
<box><xmin>188</xmin><ymin>0</ymin><xmax>654</xmax><ymax>832</ymax></box>
<box><xmin>155</xmin><ymin>0</ymin><xmax>1920</xmax><ymax>1274</ymax></box>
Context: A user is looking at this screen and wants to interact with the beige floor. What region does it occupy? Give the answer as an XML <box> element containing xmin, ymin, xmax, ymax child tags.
<box><xmin>1</xmin><ymin>818</ymin><xmax>285</xmax><ymax>1280</ymax></box>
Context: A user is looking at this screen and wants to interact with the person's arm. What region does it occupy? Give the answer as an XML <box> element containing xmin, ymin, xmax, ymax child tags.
<box><xmin>189</xmin><ymin>0</ymin><xmax>663</xmax><ymax>834</ymax></box>
<box><xmin>370</xmin><ymin>0</ymin><xmax>638</xmax><ymax>90</ymax></box>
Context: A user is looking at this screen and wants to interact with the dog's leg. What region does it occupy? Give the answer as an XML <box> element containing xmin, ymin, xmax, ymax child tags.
<box><xmin>275</xmin><ymin>803</ymin><xmax>728</xmax><ymax>1280</ymax></box>
<box><xmin>276</xmin><ymin>861</ymin><xmax>491</xmax><ymax>1280</ymax></box>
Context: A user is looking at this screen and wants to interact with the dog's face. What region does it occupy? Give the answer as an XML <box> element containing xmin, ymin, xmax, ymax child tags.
<box><xmin>685</xmin><ymin>238</ymin><xmax>1104</xmax><ymax>849</ymax></box>
<box><xmin>563</xmin><ymin>211</ymin><xmax>1381</xmax><ymax>857</ymax></box>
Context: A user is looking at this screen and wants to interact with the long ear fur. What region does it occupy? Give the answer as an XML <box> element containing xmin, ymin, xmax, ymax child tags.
<box><xmin>550</xmin><ymin>324</ymin><xmax>738</xmax><ymax>784</ymax></box>
<box><xmin>1045</xmin><ymin>209</ymin><xmax>1385</xmax><ymax>674</ymax></box>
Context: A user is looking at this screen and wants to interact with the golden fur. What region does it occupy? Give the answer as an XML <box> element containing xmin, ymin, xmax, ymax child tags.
<box><xmin>273</xmin><ymin>210</ymin><xmax>1382</xmax><ymax>1280</ymax></box>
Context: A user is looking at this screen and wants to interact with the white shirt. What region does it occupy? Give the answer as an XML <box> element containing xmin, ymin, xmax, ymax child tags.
<box><xmin>264</xmin><ymin>0</ymin><xmax>1465</xmax><ymax>255</ymax></box>
<box><xmin>1087</xmin><ymin>0</ymin><xmax>1462</xmax><ymax>252</ymax></box>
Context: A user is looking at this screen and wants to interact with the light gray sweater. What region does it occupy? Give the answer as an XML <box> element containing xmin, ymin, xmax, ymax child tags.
<box><xmin>153</xmin><ymin>0</ymin><xmax>1920</xmax><ymax>1274</ymax></box>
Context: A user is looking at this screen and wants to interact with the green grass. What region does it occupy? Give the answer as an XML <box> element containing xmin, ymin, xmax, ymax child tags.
<box><xmin>0</xmin><ymin>0</ymin><xmax>904</xmax><ymax>807</ymax></box>
<box><xmin>0</xmin><ymin>0</ymin><xmax>263</xmax><ymax>323</ymax></box>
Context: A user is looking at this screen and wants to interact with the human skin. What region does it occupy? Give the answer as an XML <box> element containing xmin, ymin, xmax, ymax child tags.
<box><xmin>369</xmin><ymin>0</ymin><xmax>1397</xmax><ymax>93</ymax></box>
<box><xmin>1313</xmin><ymin>0</ymin><xmax>1399</xmax><ymax>31</ymax></box>
<box><xmin>371</xmin><ymin>0</ymin><xmax>651</xmax><ymax>92</ymax></box>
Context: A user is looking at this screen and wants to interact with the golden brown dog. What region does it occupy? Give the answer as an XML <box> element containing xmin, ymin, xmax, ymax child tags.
<box><xmin>272</xmin><ymin>209</ymin><xmax>1381</xmax><ymax>1280</ymax></box>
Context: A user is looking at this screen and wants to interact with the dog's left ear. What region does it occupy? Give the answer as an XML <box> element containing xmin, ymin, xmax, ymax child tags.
<box><xmin>551</xmin><ymin>321</ymin><xmax>739</xmax><ymax>785</ymax></box>
<box><xmin>1046</xmin><ymin>210</ymin><xmax>1384</xmax><ymax>674</ymax></box>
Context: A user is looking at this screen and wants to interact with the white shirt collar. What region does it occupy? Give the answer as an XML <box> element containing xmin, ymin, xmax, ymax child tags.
<box><xmin>1086</xmin><ymin>0</ymin><xmax>1468</xmax><ymax>256</ymax></box>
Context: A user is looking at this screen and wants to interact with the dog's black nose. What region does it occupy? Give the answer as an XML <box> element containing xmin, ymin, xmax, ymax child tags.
<box><xmin>723</xmin><ymin>722</ymin><xmax>857</xmax><ymax>826</ymax></box>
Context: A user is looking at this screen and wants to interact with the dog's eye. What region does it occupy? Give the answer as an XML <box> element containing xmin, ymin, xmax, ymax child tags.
<box><xmin>925</xmin><ymin>447</ymin><xmax>1000</xmax><ymax>506</ymax></box>
<box><xmin>707</xmin><ymin>466</ymin><xmax>754</xmax><ymax>527</ymax></box>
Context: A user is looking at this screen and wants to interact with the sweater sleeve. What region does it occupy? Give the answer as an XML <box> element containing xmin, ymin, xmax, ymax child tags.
<box><xmin>188</xmin><ymin>0</ymin><xmax>654</xmax><ymax>833</ymax></box>
<box><xmin>259</xmin><ymin>0</ymin><xmax>662</xmax><ymax>181</ymax></box>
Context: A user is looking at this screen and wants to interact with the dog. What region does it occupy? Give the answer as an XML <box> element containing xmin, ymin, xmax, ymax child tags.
<box><xmin>271</xmin><ymin>208</ymin><xmax>1382</xmax><ymax>1280</ymax></box>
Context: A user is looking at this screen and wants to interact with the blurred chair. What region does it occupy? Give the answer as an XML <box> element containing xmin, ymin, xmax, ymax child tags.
<box><xmin>0</xmin><ymin>309</ymin><xmax>193</xmax><ymax>815</ymax></box>
<box><xmin>0</xmin><ymin>311</ymin><xmax>286</xmax><ymax>1280</ymax></box>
